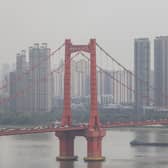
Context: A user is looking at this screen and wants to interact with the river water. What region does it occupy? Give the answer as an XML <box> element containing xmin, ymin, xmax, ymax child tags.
<box><xmin>0</xmin><ymin>128</ymin><xmax>168</xmax><ymax>168</ymax></box>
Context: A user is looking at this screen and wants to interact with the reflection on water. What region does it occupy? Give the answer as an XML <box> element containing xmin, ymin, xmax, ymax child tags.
<box><xmin>87</xmin><ymin>162</ymin><xmax>102</xmax><ymax>168</ymax></box>
<box><xmin>60</xmin><ymin>161</ymin><xmax>74</xmax><ymax>168</ymax></box>
<box><xmin>59</xmin><ymin>161</ymin><xmax>102</xmax><ymax>168</ymax></box>
<box><xmin>1</xmin><ymin>128</ymin><xmax>168</xmax><ymax>168</ymax></box>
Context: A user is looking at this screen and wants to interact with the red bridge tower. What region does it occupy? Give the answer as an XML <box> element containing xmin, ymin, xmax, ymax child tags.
<box><xmin>55</xmin><ymin>39</ymin><xmax>106</xmax><ymax>161</ymax></box>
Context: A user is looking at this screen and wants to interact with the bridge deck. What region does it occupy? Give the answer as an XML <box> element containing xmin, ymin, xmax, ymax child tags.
<box><xmin>0</xmin><ymin>126</ymin><xmax>86</xmax><ymax>136</ymax></box>
<box><xmin>0</xmin><ymin>119</ymin><xmax>168</xmax><ymax>136</ymax></box>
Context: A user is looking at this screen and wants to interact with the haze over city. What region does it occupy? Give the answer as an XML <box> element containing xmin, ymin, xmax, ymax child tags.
<box><xmin>1</xmin><ymin>1</ymin><xmax>168</xmax><ymax>168</ymax></box>
<box><xmin>0</xmin><ymin>0</ymin><xmax>168</xmax><ymax>69</ymax></box>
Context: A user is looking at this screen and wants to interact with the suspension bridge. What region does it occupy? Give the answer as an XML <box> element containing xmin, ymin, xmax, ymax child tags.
<box><xmin>0</xmin><ymin>39</ymin><xmax>167</xmax><ymax>161</ymax></box>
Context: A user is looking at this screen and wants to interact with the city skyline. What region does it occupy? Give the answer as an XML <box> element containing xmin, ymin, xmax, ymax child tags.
<box><xmin>5</xmin><ymin>35</ymin><xmax>168</xmax><ymax>111</ymax></box>
<box><xmin>10</xmin><ymin>43</ymin><xmax>52</xmax><ymax>113</ymax></box>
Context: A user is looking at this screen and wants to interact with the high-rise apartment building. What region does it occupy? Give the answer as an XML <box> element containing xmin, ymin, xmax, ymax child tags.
<box><xmin>54</xmin><ymin>60</ymin><xmax>64</xmax><ymax>98</ymax></box>
<box><xmin>53</xmin><ymin>59</ymin><xmax>90</xmax><ymax>98</ymax></box>
<box><xmin>97</xmin><ymin>70</ymin><xmax>113</xmax><ymax>104</ymax></box>
<box><xmin>71</xmin><ymin>60</ymin><xmax>78</xmax><ymax>97</ymax></box>
<box><xmin>134</xmin><ymin>38</ymin><xmax>150</xmax><ymax>110</ymax></box>
<box><xmin>154</xmin><ymin>36</ymin><xmax>168</xmax><ymax>107</ymax></box>
<box><xmin>9</xmin><ymin>71</ymin><xmax>16</xmax><ymax>112</ymax></box>
<box><xmin>97</xmin><ymin>70</ymin><xmax>133</xmax><ymax>105</ymax></box>
<box><xmin>29</xmin><ymin>43</ymin><xmax>52</xmax><ymax>113</ymax></box>
<box><xmin>15</xmin><ymin>50</ymin><xmax>28</xmax><ymax>113</ymax></box>
<box><xmin>1</xmin><ymin>63</ymin><xmax>10</xmax><ymax>95</ymax></box>
<box><xmin>9</xmin><ymin>43</ymin><xmax>52</xmax><ymax>113</ymax></box>
<box><xmin>76</xmin><ymin>60</ymin><xmax>89</xmax><ymax>97</ymax></box>
<box><xmin>113</xmin><ymin>70</ymin><xmax>133</xmax><ymax>105</ymax></box>
<box><xmin>97</xmin><ymin>70</ymin><xmax>104</xmax><ymax>103</ymax></box>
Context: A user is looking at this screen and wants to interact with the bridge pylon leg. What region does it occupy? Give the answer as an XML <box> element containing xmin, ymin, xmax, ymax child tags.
<box><xmin>56</xmin><ymin>132</ymin><xmax>77</xmax><ymax>161</ymax></box>
<box><xmin>84</xmin><ymin>128</ymin><xmax>106</xmax><ymax>161</ymax></box>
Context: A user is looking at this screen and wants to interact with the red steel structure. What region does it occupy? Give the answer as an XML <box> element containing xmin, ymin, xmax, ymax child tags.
<box><xmin>55</xmin><ymin>39</ymin><xmax>106</xmax><ymax>161</ymax></box>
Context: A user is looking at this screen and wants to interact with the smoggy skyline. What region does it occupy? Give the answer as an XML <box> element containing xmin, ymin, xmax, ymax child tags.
<box><xmin>0</xmin><ymin>0</ymin><xmax>168</xmax><ymax>70</ymax></box>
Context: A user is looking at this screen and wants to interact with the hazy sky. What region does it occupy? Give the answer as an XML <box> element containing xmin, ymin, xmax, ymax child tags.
<box><xmin>0</xmin><ymin>0</ymin><xmax>168</xmax><ymax>70</ymax></box>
